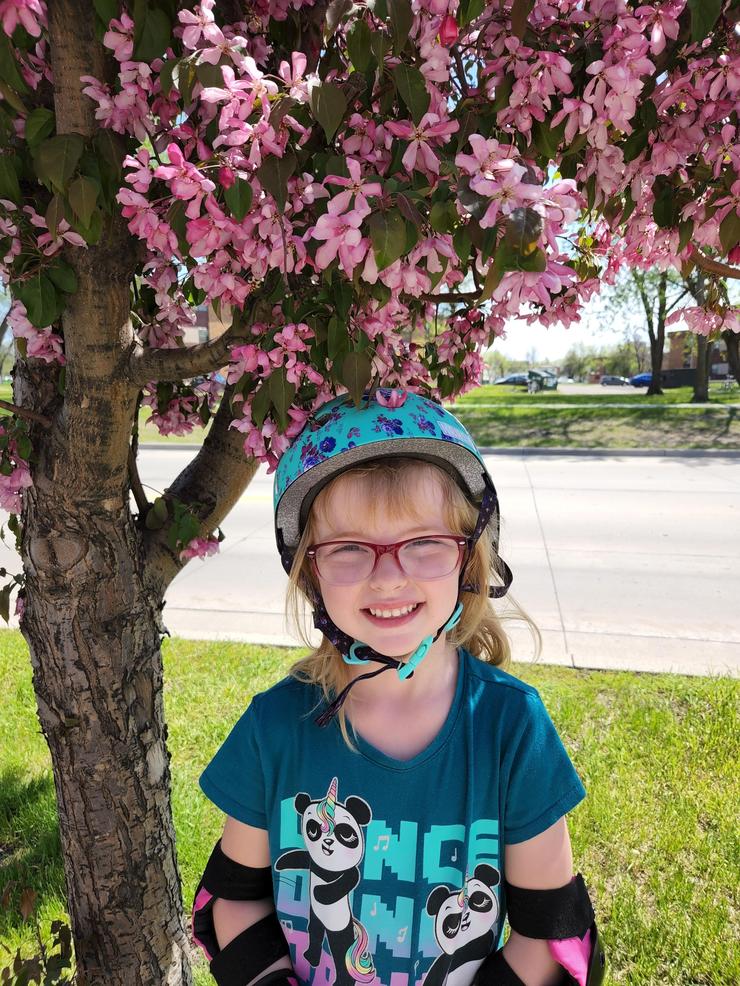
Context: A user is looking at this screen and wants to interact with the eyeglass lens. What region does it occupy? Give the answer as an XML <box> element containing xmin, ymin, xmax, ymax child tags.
<box><xmin>314</xmin><ymin>538</ymin><xmax>461</xmax><ymax>584</ymax></box>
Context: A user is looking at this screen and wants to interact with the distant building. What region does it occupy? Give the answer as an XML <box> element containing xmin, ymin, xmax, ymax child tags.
<box><xmin>665</xmin><ymin>330</ymin><xmax>728</xmax><ymax>378</ymax></box>
<box><xmin>181</xmin><ymin>304</ymin><xmax>231</xmax><ymax>374</ymax></box>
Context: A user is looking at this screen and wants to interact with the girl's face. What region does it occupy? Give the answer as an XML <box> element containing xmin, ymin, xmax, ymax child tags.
<box><xmin>310</xmin><ymin>470</ymin><xmax>463</xmax><ymax>659</ymax></box>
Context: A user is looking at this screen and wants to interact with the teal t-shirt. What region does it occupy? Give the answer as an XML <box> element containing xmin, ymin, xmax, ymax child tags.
<box><xmin>199</xmin><ymin>647</ymin><xmax>586</xmax><ymax>986</ymax></box>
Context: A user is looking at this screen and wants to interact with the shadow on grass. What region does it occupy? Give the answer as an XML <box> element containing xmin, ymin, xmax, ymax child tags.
<box><xmin>0</xmin><ymin>766</ymin><xmax>65</xmax><ymax>939</ymax></box>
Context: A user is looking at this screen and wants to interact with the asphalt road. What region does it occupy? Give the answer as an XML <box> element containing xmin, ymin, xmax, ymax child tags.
<box><xmin>2</xmin><ymin>448</ymin><xmax>738</xmax><ymax>678</ymax></box>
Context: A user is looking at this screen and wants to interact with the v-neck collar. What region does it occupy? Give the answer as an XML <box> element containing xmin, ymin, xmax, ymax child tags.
<box><xmin>337</xmin><ymin>647</ymin><xmax>467</xmax><ymax>771</ymax></box>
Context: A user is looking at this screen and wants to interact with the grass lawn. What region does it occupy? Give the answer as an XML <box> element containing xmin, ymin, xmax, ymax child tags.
<box><xmin>1</xmin><ymin>629</ymin><xmax>737</xmax><ymax>984</ymax></box>
<box><xmin>4</xmin><ymin>383</ymin><xmax>739</xmax><ymax>451</ymax></box>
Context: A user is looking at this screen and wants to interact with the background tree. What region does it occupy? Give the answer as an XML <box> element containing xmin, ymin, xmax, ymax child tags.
<box><xmin>0</xmin><ymin>1</ymin><xmax>739</xmax><ymax>983</ymax></box>
<box><xmin>595</xmin><ymin>267</ymin><xmax>690</xmax><ymax>393</ymax></box>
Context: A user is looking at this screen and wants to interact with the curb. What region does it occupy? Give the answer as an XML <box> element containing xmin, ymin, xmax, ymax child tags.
<box><xmin>139</xmin><ymin>443</ymin><xmax>740</xmax><ymax>458</ymax></box>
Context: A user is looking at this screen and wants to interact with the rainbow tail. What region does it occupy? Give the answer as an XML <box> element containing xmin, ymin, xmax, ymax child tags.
<box><xmin>345</xmin><ymin>917</ymin><xmax>375</xmax><ymax>984</ymax></box>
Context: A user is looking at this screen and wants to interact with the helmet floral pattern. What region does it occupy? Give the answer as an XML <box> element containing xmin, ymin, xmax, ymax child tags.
<box><xmin>273</xmin><ymin>389</ymin><xmax>482</xmax><ymax>505</ymax></box>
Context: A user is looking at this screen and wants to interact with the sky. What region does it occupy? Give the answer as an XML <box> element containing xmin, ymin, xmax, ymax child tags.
<box><xmin>490</xmin><ymin>305</ymin><xmax>628</xmax><ymax>363</ymax></box>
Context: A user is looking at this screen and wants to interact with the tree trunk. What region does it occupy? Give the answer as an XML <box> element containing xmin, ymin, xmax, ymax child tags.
<box><xmin>646</xmin><ymin>272</ymin><xmax>667</xmax><ymax>396</ymax></box>
<box><xmin>723</xmin><ymin>329</ymin><xmax>740</xmax><ymax>385</ymax></box>
<box><xmin>13</xmin><ymin>267</ymin><xmax>194</xmax><ymax>982</ymax></box>
<box><xmin>18</xmin><ymin>451</ymin><xmax>191</xmax><ymax>983</ymax></box>
<box><xmin>693</xmin><ymin>335</ymin><xmax>710</xmax><ymax>402</ymax></box>
<box><xmin>690</xmin><ymin>272</ymin><xmax>710</xmax><ymax>403</ymax></box>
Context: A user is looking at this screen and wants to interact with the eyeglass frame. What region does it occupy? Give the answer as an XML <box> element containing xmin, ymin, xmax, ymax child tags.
<box><xmin>306</xmin><ymin>534</ymin><xmax>472</xmax><ymax>586</ymax></box>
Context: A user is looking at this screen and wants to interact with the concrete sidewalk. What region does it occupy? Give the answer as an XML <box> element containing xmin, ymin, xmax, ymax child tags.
<box><xmin>2</xmin><ymin>450</ymin><xmax>738</xmax><ymax>678</ymax></box>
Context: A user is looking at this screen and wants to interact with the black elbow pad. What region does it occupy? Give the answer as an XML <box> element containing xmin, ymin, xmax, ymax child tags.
<box><xmin>192</xmin><ymin>839</ymin><xmax>292</xmax><ymax>986</ymax></box>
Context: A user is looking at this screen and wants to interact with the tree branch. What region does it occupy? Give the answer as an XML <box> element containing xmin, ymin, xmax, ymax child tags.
<box><xmin>128</xmin><ymin>308</ymin><xmax>253</xmax><ymax>386</ymax></box>
<box><xmin>128</xmin><ymin>447</ymin><xmax>149</xmax><ymax>517</ymax></box>
<box><xmin>0</xmin><ymin>399</ymin><xmax>53</xmax><ymax>428</ymax></box>
<box><xmin>142</xmin><ymin>381</ymin><xmax>260</xmax><ymax>595</ymax></box>
<box><xmin>691</xmin><ymin>249</ymin><xmax>740</xmax><ymax>280</ymax></box>
<box><xmin>419</xmin><ymin>290</ymin><xmax>480</xmax><ymax>303</ymax></box>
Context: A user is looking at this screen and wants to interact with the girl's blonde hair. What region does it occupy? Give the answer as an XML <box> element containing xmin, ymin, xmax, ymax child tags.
<box><xmin>284</xmin><ymin>457</ymin><xmax>542</xmax><ymax>752</ymax></box>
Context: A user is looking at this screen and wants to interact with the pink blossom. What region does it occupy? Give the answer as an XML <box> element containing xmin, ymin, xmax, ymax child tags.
<box><xmin>179</xmin><ymin>535</ymin><xmax>220</xmax><ymax>562</ymax></box>
<box><xmin>308</xmin><ymin>197</ymin><xmax>371</xmax><ymax>275</ymax></box>
<box><xmin>374</xmin><ymin>388</ymin><xmax>408</xmax><ymax>408</ymax></box>
<box><xmin>103</xmin><ymin>12</ymin><xmax>134</xmax><ymax>62</ymax></box>
<box><xmin>0</xmin><ymin>0</ymin><xmax>45</xmax><ymax>38</ymax></box>
<box><xmin>323</xmin><ymin>158</ymin><xmax>383</xmax><ymax>215</ymax></box>
<box><xmin>0</xmin><ymin>456</ymin><xmax>33</xmax><ymax>513</ymax></box>
<box><xmin>385</xmin><ymin>112</ymin><xmax>459</xmax><ymax>176</ymax></box>
<box><xmin>7</xmin><ymin>302</ymin><xmax>65</xmax><ymax>365</ymax></box>
<box><xmin>178</xmin><ymin>0</ymin><xmax>216</xmax><ymax>50</ymax></box>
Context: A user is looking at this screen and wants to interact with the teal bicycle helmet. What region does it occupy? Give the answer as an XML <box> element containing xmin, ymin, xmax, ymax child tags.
<box><xmin>273</xmin><ymin>388</ymin><xmax>513</xmax><ymax>726</ymax></box>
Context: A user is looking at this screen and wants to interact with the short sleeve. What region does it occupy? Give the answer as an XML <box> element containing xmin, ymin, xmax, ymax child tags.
<box><xmin>503</xmin><ymin>690</ymin><xmax>586</xmax><ymax>845</ymax></box>
<box><xmin>199</xmin><ymin>699</ymin><xmax>267</xmax><ymax>828</ymax></box>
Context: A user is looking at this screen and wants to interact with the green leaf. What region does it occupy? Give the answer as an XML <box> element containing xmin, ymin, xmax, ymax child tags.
<box><xmin>47</xmin><ymin>262</ymin><xmax>77</xmax><ymax>295</ymax></box>
<box><xmin>34</xmin><ymin>134</ymin><xmax>84</xmax><ymax>193</ymax></box>
<box><xmin>532</xmin><ymin>118</ymin><xmax>565</xmax><ymax>159</ymax></box>
<box><xmin>510</xmin><ymin>0</ymin><xmax>535</xmax><ymax>40</ymax></box>
<box><xmin>458</xmin><ymin>0</ymin><xmax>485</xmax><ymax>26</ymax></box>
<box><xmin>132</xmin><ymin>1</ymin><xmax>172</xmax><ymax>62</ymax></box>
<box><xmin>0</xmin><ymin>156</ymin><xmax>20</xmax><ymax>203</ymax></box>
<box><xmin>196</xmin><ymin>61</ymin><xmax>225</xmax><ymax>89</ymax></box>
<box><xmin>687</xmin><ymin>0</ymin><xmax>722</xmax><ymax>43</ymax></box>
<box><xmin>0</xmin><ymin>79</ymin><xmax>26</xmax><ymax>115</ymax></box>
<box><xmin>0</xmin><ymin>584</ymin><xmax>11</xmax><ymax>625</ymax></box>
<box><xmin>93</xmin><ymin>0</ymin><xmax>118</xmax><ymax>26</ymax></box>
<box><xmin>453</xmin><ymin>224</ymin><xmax>471</xmax><ymax>267</ymax></box>
<box><xmin>251</xmin><ymin>383</ymin><xmax>272</xmax><ymax>428</ymax></box>
<box><xmin>0</xmin><ymin>35</ymin><xmax>29</xmax><ymax>95</ymax></box>
<box><xmin>68</xmin><ymin>175</ymin><xmax>99</xmax><ymax>227</ymax></box>
<box><xmin>392</xmin><ymin>64</ymin><xmax>430</xmax><ymax>126</ymax></box>
<box><xmin>15</xmin><ymin>271</ymin><xmax>62</xmax><ymax>327</ymax></box>
<box><xmin>328</xmin><ymin>315</ymin><xmax>348</xmax><ymax>361</ymax></box>
<box><xmin>159</xmin><ymin>58</ymin><xmax>177</xmax><ymax>99</ymax></box>
<box><xmin>325</xmin><ymin>0</ymin><xmax>353</xmax><ymax>39</ymax></box>
<box><xmin>69</xmin><ymin>206</ymin><xmax>103</xmax><ymax>245</ymax></box>
<box><xmin>341</xmin><ymin>351</ymin><xmax>372</xmax><ymax>407</ymax></box>
<box><xmin>719</xmin><ymin>211</ymin><xmax>740</xmax><ymax>256</ymax></box>
<box><xmin>309</xmin><ymin>81</ymin><xmax>347</xmax><ymax>143</ymax></box>
<box><xmin>24</xmin><ymin>108</ymin><xmax>55</xmax><ymax>148</ymax></box>
<box><xmin>388</xmin><ymin>0</ymin><xmax>413</xmax><ymax>54</ymax></box>
<box><xmin>368</xmin><ymin>210</ymin><xmax>407</xmax><ymax>271</ymax></box>
<box><xmin>652</xmin><ymin>177</ymin><xmax>675</xmax><ymax>228</ymax></box>
<box><xmin>256</xmin><ymin>149</ymin><xmax>297</xmax><ymax>212</ymax></box>
<box><xmin>268</xmin><ymin>368</ymin><xmax>296</xmax><ymax>431</ymax></box>
<box><xmin>174</xmin><ymin>59</ymin><xmax>198</xmax><ymax>105</ymax></box>
<box><xmin>347</xmin><ymin>20</ymin><xmax>372</xmax><ymax>72</ymax></box>
<box><xmin>223</xmin><ymin>177</ymin><xmax>253</xmax><ymax>222</ymax></box>
<box><xmin>429</xmin><ymin>202</ymin><xmax>452</xmax><ymax>233</ymax></box>
<box><xmin>677</xmin><ymin>219</ymin><xmax>694</xmax><ymax>255</ymax></box>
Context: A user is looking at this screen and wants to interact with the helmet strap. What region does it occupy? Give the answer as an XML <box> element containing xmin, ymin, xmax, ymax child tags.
<box><xmin>310</xmin><ymin>482</ymin><xmax>511</xmax><ymax>728</ymax></box>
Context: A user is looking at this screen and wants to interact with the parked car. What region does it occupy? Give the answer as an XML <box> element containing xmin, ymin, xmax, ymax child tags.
<box><xmin>630</xmin><ymin>372</ymin><xmax>652</xmax><ymax>387</ymax></box>
<box><xmin>494</xmin><ymin>373</ymin><xmax>529</xmax><ymax>386</ymax></box>
<box><xmin>558</xmin><ymin>376</ymin><xmax>575</xmax><ymax>384</ymax></box>
<box><xmin>529</xmin><ymin>369</ymin><xmax>558</xmax><ymax>392</ymax></box>
<box><xmin>600</xmin><ymin>375</ymin><xmax>630</xmax><ymax>386</ymax></box>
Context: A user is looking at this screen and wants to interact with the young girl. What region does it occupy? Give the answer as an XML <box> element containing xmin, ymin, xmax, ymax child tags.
<box><xmin>192</xmin><ymin>389</ymin><xmax>606</xmax><ymax>986</ymax></box>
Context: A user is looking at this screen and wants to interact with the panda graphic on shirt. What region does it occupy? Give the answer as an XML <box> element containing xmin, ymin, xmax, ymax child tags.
<box><xmin>276</xmin><ymin>777</ymin><xmax>375</xmax><ymax>986</ymax></box>
<box><xmin>423</xmin><ymin>864</ymin><xmax>502</xmax><ymax>986</ymax></box>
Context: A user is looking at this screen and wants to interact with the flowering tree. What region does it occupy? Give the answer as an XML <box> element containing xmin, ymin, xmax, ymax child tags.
<box><xmin>0</xmin><ymin>0</ymin><xmax>739</xmax><ymax>981</ymax></box>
